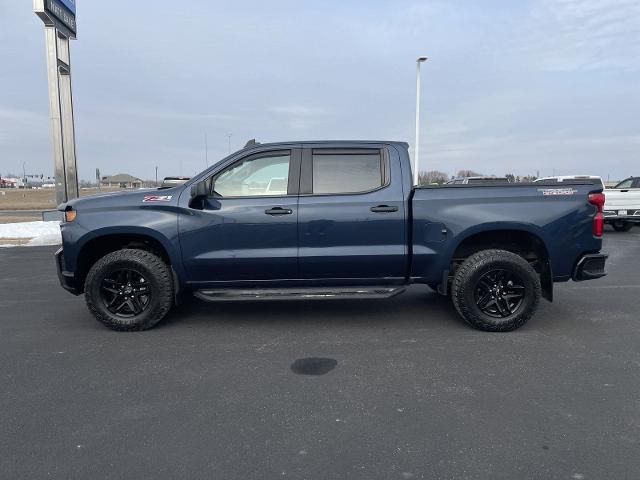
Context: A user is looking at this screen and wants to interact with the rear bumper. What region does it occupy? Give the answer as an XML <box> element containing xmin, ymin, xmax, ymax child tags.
<box><xmin>604</xmin><ymin>217</ymin><xmax>640</xmax><ymax>224</ymax></box>
<box><xmin>604</xmin><ymin>209</ymin><xmax>640</xmax><ymax>223</ymax></box>
<box><xmin>55</xmin><ymin>247</ymin><xmax>80</xmax><ymax>295</ymax></box>
<box><xmin>573</xmin><ymin>253</ymin><xmax>607</xmax><ymax>281</ymax></box>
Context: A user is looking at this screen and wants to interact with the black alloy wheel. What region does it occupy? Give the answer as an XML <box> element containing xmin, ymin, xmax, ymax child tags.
<box><xmin>100</xmin><ymin>268</ymin><xmax>152</xmax><ymax>317</ymax></box>
<box><xmin>474</xmin><ymin>269</ymin><xmax>525</xmax><ymax>318</ymax></box>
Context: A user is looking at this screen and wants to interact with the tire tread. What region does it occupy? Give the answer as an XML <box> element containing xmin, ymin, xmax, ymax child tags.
<box><xmin>84</xmin><ymin>249</ymin><xmax>173</xmax><ymax>331</ymax></box>
<box><xmin>451</xmin><ymin>249</ymin><xmax>541</xmax><ymax>332</ymax></box>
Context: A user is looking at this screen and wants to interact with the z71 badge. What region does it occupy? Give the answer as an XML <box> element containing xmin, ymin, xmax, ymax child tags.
<box><xmin>537</xmin><ymin>188</ymin><xmax>577</xmax><ymax>196</ymax></box>
<box><xmin>143</xmin><ymin>195</ymin><xmax>173</xmax><ymax>203</ymax></box>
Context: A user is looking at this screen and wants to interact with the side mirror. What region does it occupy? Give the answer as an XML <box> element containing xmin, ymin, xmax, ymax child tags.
<box><xmin>190</xmin><ymin>179</ymin><xmax>209</xmax><ymax>199</ymax></box>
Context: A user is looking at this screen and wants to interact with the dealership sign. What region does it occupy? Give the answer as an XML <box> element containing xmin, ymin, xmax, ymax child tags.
<box><xmin>58</xmin><ymin>0</ymin><xmax>76</xmax><ymax>14</ymax></box>
<box><xmin>45</xmin><ymin>0</ymin><xmax>77</xmax><ymax>36</ymax></box>
<box><xmin>33</xmin><ymin>0</ymin><xmax>80</xmax><ymax>203</ymax></box>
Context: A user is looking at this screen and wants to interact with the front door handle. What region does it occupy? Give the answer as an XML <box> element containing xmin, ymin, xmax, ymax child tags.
<box><xmin>370</xmin><ymin>205</ymin><xmax>398</xmax><ymax>213</ymax></box>
<box><xmin>265</xmin><ymin>207</ymin><xmax>293</xmax><ymax>216</ymax></box>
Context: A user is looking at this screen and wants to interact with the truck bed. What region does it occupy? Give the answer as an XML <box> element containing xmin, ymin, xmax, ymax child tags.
<box><xmin>410</xmin><ymin>181</ymin><xmax>603</xmax><ymax>285</ymax></box>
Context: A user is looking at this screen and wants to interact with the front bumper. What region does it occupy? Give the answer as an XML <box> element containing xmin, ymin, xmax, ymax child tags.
<box><xmin>55</xmin><ymin>247</ymin><xmax>80</xmax><ymax>295</ymax></box>
<box><xmin>573</xmin><ymin>253</ymin><xmax>608</xmax><ymax>281</ymax></box>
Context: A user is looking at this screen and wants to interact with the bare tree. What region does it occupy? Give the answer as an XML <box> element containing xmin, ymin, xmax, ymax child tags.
<box><xmin>457</xmin><ymin>169</ymin><xmax>483</xmax><ymax>178</ymax></box>
<box><xmin>418</xmin><ymin>170</ymin><xmax>449</xmax><ymax>185</ymax></box>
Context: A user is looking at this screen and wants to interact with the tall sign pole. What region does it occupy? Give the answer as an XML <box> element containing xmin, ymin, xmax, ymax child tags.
<box><xmin>34</xmin><ymin>0</ymin><xmax>79</xmax><ymax>205</ymax></box>
<box><xmin>414</xmin><ymin>56</ymin><xmax>427</xmax><ymax>186</ymax></box>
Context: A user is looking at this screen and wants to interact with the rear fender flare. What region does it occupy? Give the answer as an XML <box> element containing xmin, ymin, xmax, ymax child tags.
<box><xmin>439</xmin><ymin>222</ymin><xmax>553</xmax><ymax>301</ymax></box>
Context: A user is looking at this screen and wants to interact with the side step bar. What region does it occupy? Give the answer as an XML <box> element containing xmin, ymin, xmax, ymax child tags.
<box><xmin>194</xmin><ymin>286</ymin><xmax>406</xmax><ymax>302</ymax></box>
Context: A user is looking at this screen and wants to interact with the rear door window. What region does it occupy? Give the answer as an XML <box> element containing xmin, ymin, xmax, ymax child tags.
<box><xmin>311</xmin><ymin>150</ymin><xmax>385</xmax><ymax>194</ymax></box>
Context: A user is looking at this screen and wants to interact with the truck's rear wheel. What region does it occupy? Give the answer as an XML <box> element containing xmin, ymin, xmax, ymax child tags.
<box><xmin>612</xmin><ymin>221</ymin><xmax>633</xmax><ymax>232</ymax></box>
<box><xmin>451</xmin><ymin>249</ymin><xmax>541</xmax><ymax>332</ymax></box>
<box><xmin>84</xmin><ymin>249</ymin><xmax>173</xmax><ymax>331</ymax></box>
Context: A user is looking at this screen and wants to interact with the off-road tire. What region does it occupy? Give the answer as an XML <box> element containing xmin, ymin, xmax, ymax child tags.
<box><xmin>84</xmin><ymin>249</ymin><xmax>173</xmax><ymax>331</ymax></box>
<box><xmin>612</xmin><ymin>221</ymin><xmax>633</xmax><ymax>232</ymax></box>
<box><xmin>451</xmin><ymin>249</ymin><xmax>541</xmax><ymax>332</ymax></box>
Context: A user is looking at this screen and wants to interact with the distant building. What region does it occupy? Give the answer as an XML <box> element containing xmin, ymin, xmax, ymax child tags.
<box><xmin>0</xmin><ymin>177</ymin><xmax>21</xmax><ymax>188</ymax></box>
<box><xmin>101</xmin><ymin>174</ymin><xmax>143</xmax><ymax>189</ymax></box>
<box><xmin>25</xmin><ymin>175</ymin><xmax>55</xmax><ymax>188</ymax></box>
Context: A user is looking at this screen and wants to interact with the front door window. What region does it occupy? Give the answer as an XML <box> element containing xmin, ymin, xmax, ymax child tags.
<box><xmin>213</xmin><ymin>153</ymin><xmax>291</xmax><ymax>197</ymax></box>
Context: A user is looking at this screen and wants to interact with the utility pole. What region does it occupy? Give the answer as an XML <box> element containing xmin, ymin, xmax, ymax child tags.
<box><xmin>414</xmin><ymin>57</ymin><xmax>428</xmax><ymax>186</ymax></box>
<box><xmin>155</xmin><ymin>166</ymin><xmax>158</xmax><ymax>187</ymax></box>
<box><xmin>227</xmin><ymin>134</ymin><xmax>232</xmax><ymax>155</ymax></box>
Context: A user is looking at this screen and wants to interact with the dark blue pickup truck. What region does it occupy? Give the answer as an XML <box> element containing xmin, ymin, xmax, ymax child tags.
<box><xmin>56</xmin><ymin>141</ymin><xmax>607</xmax><ymax>332</ymax></box>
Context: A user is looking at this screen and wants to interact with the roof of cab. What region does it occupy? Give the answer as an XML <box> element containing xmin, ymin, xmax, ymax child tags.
<box><xmin>241</xmin><ymin>140</ymin><xmax>409</xmax><ymax>149</ymax></box>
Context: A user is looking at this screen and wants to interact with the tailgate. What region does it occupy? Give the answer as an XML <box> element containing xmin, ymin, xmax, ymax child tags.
<box><xmin>604</xmin><ymin>189</ymin><xmax>640</xmax><ymax>215</ymax></box>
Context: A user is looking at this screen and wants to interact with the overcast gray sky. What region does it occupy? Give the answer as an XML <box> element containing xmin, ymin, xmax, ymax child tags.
<box><xmin>1</xmin><ymin>0</ymin><xmax>639</xmax><ymax>181</ymax></box>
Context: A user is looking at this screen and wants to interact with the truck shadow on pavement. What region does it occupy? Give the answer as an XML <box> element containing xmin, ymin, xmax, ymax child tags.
<box><xmin>157</xmin><ymin>287</ymin><xmax>465</xmax><ymax>331</ymax></box>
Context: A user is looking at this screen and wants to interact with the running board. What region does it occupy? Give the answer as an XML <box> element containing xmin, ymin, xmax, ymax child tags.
<box><xmin>194</xmin><ymin>286</ymin><xmax>406</xmax><ymax>302</ymax></box>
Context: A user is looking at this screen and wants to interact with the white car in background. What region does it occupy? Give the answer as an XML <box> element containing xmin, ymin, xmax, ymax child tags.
<box><xmin>534</xmin><ymin>175</ymin><xmax>604</xmax><ymax>189</ymax></box>
<box><xmin>603</xmin><ymin>177</ymin><xmax>640</xmax><ymax>232</ymax></box>
<box><xmin>534</xmin><ymin>175</ymin><xmax>638</xmax><ymax>232</ymax></box>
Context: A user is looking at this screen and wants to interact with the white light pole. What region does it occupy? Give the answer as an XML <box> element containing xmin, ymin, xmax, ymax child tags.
<box><xmin>204</xmin><ymin>133</ymin><xmax>209</xmax><ymax>167</ymax></box>
<box><xmin>414</xmin><ymin>56</ymin><xmax>428</xmax><ymax>186</ymax></box>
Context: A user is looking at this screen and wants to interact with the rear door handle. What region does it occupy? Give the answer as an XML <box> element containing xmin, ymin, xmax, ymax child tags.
<box><xmin>265</xmin><ymin>207</ymin><xmax>293</xmax><ymax>215</ymax></box>
<box><xmin>370</xmin><ymin>205</ymin><xmax>398</xmax><ymax>213</ymax></box>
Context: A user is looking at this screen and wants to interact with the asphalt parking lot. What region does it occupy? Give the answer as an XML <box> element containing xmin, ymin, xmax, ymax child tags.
<box><xmin>1</xmin><ymin>228</ymin><xmax>639</xmax><ymax>480</ymax></box>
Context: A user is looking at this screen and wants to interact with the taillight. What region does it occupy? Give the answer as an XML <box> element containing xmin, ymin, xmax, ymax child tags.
<box><xmin>588</xmin><ymin>193</ymin><xmax>605</xmax><ymax>237</ymax></box>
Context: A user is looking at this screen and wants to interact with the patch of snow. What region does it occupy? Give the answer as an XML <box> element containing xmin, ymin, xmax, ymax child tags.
<box><xmin>0</xmin><ymin>221</ymin><xmax>61</xmax><ymax>247</ymax></box>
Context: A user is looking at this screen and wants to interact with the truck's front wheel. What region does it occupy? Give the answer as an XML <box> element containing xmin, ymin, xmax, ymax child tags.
<box><xmin>451</xmin><ymin>249</ymin><xmax>541</xmax><ymax>332</ymax></box>
<box><xmin>84</xmin><ymin>249</ymin><xmax>174</xmax><ymax>331</ymax></box>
